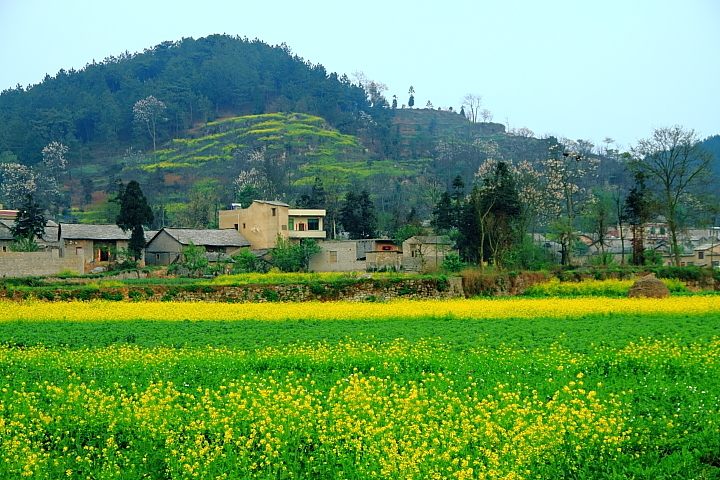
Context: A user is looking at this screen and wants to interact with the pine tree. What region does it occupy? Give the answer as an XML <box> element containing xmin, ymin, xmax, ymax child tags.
<box><xmin>431</xmin><ymin>191</ymin><xmax>454</xmax><ymax>233</ymax></box>
<box><xmin>339</xmin><ymin>190</ymin><xmax>377</xmax><ymax>239</ymax></box>
<box><xmin>11</xmin><ymin>194</ymin><xmax>45</xmax><ymax>241</ymax></box>
<box><xmin>624</xmin><ymin>172</ymin><xmax>652</xmax><ymax>265</ymax></box>
<box><xmin>116</xmin><ymin>180</ymin><xmax>154</xmax><ymax>260</ymax></box>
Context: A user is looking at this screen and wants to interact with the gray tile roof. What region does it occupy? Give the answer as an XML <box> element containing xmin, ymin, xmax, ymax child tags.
<box><xmin>59</xmin><ymin>223</ymin><xmax>131</xmax><ymax>240</ymax></box>
<box><xmin>406</xmin><ymin>235</ymin><xmax>453</xmax><ymax>245</ymax></box>
<box><xmin>160</xmin><ymin>228</ymin><xmax>251</xmax><ymax>247</ymax></box>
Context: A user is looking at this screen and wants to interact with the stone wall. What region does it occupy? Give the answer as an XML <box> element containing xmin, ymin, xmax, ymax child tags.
<box><xmin>0</xmin><ymin>277</ymin><xmax>464</xmax><ymax>303</ymax></box>
<box><xmin>0</xmin><ymin>250</ymin><xmax>85</xmax><ymax>278</ymax></box>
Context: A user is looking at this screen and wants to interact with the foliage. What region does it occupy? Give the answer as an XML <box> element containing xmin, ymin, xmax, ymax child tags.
<box><xmin>629</xmin><ymin>126</ymin><xmax>716</xmax><ymax>266</ymax></box>
<box><xmin>270</xmin><ymin>236</ymin><xmax>322</xmax><ymax>272</ymax></box>
<box><xmin>440</xmin><ymin>253</ymin><xmax>466</xmax><ymax>273</ymax></box>
<box><xmin>179</xmin><ymin>241</ymin><xmax>209</xmax><ymax>276</ymax></box>
<box><xmin>115</xmin><ymin>180</ymin><xmax>153</xmax><ymax>259</ymax></box>
<box><xmin>9</xmin><ymin>235</ymin><xmax>39</xmax><ymax>252</ymax></box>
<box><xmin>229</xmin><ymin>248</ymin><xmax>266</xmax><ymax>273</ymax></box>
<box><xmin>10</xmin><ymin>193</ymin><xmax>45</xmax><ymax>241</ymax></box>
<box><xmin>393</xmin><ymin>223</ymin><xmax>423</xmax><ymax>245</ymax></box>
<box><xmin>524</xmin><ymin>277</ymin><xmax>688</xmax><ymax>297</ymax></box>
<box><xmin>339</xmin><ymin>190</ymin><xmax>377</xmax><ymax>239</ymax></box>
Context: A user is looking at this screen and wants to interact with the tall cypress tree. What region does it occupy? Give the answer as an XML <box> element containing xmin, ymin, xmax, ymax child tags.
<box><xmin>11</xmin><ymin>194</ymin><xmax>45</xmax><ymax>241</ymax></box>
<box><xmin>116</xmin><ymin>180</ymin><xmax>154</xmax><ymax>260</ymax></box>
<box><xmin>339</xmin><ymin>190</ymin><xmax>377</xmax><ymax>239</ymax></box>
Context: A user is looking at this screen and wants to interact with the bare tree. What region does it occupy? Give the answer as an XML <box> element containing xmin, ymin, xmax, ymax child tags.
<box><xmin>461</xmin><ymin>94</ymin><xmax>482</xmax><ymax>123</ymax></box>
<box><xmin>629</xmin><ymin>126</ymin><xmax>715</xmax><ymax>266</ymax></box>
<box><xmin>351</xmin><ymin>71</ymin><xmax>388</xmax><ymax>107</ymax></box>
<box><xmin>480</xmin><ymin>109</ymin><xmax>493</xmax><ymax>123</ymax></box>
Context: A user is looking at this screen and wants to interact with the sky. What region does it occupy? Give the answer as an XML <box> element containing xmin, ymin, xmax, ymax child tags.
<box><xmin>1</xmin><ymin>0</ymin><xmax>718</xmax><ymax>151</ymax></box>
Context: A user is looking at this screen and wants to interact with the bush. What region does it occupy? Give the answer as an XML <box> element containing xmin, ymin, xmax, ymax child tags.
<box><xmin>309</xmin><ymin>283</ymin><xmax>326</xmax><ymax>295</ymax></box>
<box><xmin>57</xmin><ymin>269</ymin><xmax>79</xmax><ymax>277</ymax></box>
<box><xmin>440</xmin><ymin>253</ymin><xmax>466</xmax><ymax>273</ymax></box>
<box><xmin>260</xmin><ymin>289</ymin><xmax>280</xmax><ymax>302</ymax></box>
<box><xmin>100</xmin><ymin>291</ymin><xmax>124</xmax><ymax>301</ymax></box>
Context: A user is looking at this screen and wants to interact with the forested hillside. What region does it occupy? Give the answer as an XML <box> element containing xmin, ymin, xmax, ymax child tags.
<box><xmin>0</xmin><ymin>34</ymin><xmax>565</xmax><ymax>228</ymax></box>
<box><xmin>0</xmin><ymin>34</ymin><xmax>713</xmax><ymax>266</ymax></box>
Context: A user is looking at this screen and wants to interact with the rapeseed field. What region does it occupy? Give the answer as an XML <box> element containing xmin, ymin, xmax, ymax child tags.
<box><xmin>0</xmin><ymin>296</ymin><xmax>718</xmax><ymax>478</ymax></box>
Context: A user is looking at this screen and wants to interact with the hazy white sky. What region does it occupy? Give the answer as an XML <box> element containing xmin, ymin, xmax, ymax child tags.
<box><xmin>1</xmin><ymin>0</ymin><xmax>718</xmax><ymax>150</ymax></box>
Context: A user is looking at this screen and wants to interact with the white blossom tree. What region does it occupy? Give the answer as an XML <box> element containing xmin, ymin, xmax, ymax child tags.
<box><xmin>541</xmin><ymin>141</ymin><xmax>599</xmax><ymax>265</ymax></box>
<box><xmin>133</xmin><ymin>95</ymin><xmax>167</xmax><ymax>159</ymax></box>
<box><xmin>0</xmin><ymin>163</ymin><xmax>37</xmax><ymax>209</ymax></box>
<box><xmin>41</xmin><ymin>142</ymin><xmax>68</xmax><ymax>174</ymax></box>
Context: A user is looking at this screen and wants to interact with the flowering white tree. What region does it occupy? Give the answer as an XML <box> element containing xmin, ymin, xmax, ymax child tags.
<box><xmin>233</xmin><ymin>168</ymin><xmax>267</xmax><ymax>199</ymax></box>
<box><xmin>0</xmin><ymin>163</ymin><xmax>37</xmax><ymax>209</ymax></box>
<box><xmin>41</xmin><ymin>142</ymin><xmax>68</xmax><ymax>173</ymax></box>
<box><xmin>541</xmin><ymin>141</ymin><xmax>599</xmax><ymax>265</ymax></box>
<box><xmin>133</xmin><ymin>96</ymin><xmax>166</xmax><ymax>159</ymax></box>
<box><xmin>123</xmin><ymin>147</ymin><xmax>146</xmax><ymax>167</ymax></box>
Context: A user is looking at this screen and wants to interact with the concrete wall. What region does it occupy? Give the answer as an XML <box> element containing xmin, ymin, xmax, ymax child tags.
<box><xmin>367</xmin><ymin>251</ymin><xmax>402</xmax><ymax>271</ymax></box>
<box><xmin>0</xmin><ymin>249</ymin><xmax>85</xmax><ymax>277</ymax></box>
<box><xmin>219</xmin><ymin>202</ymin><xmax>288</xmax><ymax>249</ymax></box>
<box><xmin>309</xmin><ymin>241</ymin><xmax>366</xmax><ymax>272</ymax></box>
<box><xmin>145</xmin><ymin>231</ymin><xmax>183</xmax><ymax>265</ymax></box>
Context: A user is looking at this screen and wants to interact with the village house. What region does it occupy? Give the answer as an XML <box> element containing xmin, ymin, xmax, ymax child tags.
<box><xmin>218</xmin><ymin>201</ymin><xmax>326</xmax><ymax>249</ymax></box>
<box><xmin>691</xmin><ymin>243</ymin><xmax>720</xmax><ymax>268</ymax></box>
<box><xmin>58</xmin><ymin>223</ymin><xmax>135</xmax><ymax>271</ymax></box>
<box><xmin>145</xmin><ymin>228</ymin><xmax>251</xmax><ymax>266</ymax></box>
<box><xmin>401</xmin><ymin>236</ymin><xmax>455</xmax><ymax>271</ymax></box>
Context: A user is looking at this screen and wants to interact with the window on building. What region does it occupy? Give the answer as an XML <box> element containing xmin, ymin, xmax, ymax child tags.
<box><xmin>281</xmin><ymin>225</ymin><xmax>287</xmax><ymax>230</ymax></box>
<box><xmin>243</xmin><ymin>223</ymin><xmax>246</xmax><ymax>229</ymax></box>
<box><xmin>234</xmin><ymin>224</ymin><xmax>238</xmax><ymax>230</ymax></box>
<box><xmin>271</xmin><ymin>208</ymin><xmax>276</xmax><ymax>216</ymax></box>
<box><xmin>329</xmin><ymin>251</ymin><xmax>338</xmax><ymax>263</ymax></box>
<box><xmin>699</xmin><ymin>252</ymin><xmax>704</xmax><ymax>260</ymax></box>
<box><xmin>298</xmin><ymin>223</ymin><xmax>306</xmax><ymax>231</ymax></box>
<box><xmin>288</xmin><ymin>218</ymin><xmax>294</xmax><ymax>230</ymax></box>
<box><xmin>308</xmin><ymin>218</ymin><xmax>319</xmax><ymax>230</ymax></box>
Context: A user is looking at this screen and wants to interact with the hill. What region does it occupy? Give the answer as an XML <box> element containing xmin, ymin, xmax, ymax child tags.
<box><xmin>0</xmin><ymin>34</ymin><xmax>604</xmax><ymax>234</ymax></box>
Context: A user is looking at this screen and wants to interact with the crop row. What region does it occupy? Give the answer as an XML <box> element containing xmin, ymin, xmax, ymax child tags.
<box><xmin>1</xmin><ymin>338</ymin><xmax>719</xmax><ymax>479</ymax></box>
<box><xmin>3</xmin><ymin>296</ymin><xmax>720</xmax><ymax>323</ymax></box>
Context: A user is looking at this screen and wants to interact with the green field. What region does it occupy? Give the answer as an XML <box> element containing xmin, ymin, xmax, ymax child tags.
<box><xmin>0</xmin><ymin>299</ymin><xmax>719</xmax><ymax>479</ymax></box>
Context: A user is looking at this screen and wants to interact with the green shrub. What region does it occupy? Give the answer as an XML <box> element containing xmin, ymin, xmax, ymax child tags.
<box><xmin>440</xmin><ymin>253</ymin><xmax>466</xmax><ymax>273</ymax></box>
<box><xmin>128</xmin><ymin>289</ymin><xmax>145</xmax><ymax>302</ymax></box>
<box><xmin>309</xmin><ymin>283</ymin><xmax>326</xmax><ymax>296</ymax></box>
<box><xmin>100</xmin><ymin>291</ymin><xmax>124</xmax><ymax>301</ymax></box>
<box><xmin>261</xmin><ymin>289</ymin><xmax>280</xmax><ymax>302</ymax></box>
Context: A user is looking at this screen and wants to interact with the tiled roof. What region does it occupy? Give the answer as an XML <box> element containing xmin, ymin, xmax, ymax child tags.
<box><xmin>159</xmin><ymin>228</ymin><xmax>251</xmax><ymax>247</ymax></box>
<box><xmin>59</xmin><ymin>223</ymin><xmax>131</xmax><ymax>240</ymax></box>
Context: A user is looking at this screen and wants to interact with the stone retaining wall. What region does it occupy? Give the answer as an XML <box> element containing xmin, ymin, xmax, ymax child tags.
<box><xmin>0</xmin><ymin>277</ymin><xmax>464</xmax><ymax>303</ymax></box>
